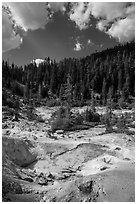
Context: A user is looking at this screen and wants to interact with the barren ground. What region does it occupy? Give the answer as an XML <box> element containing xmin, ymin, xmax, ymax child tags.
<box><xmin>2</xmin><ymin>105</ymin><xmax>135</xmax><ymax>202</ymax></box>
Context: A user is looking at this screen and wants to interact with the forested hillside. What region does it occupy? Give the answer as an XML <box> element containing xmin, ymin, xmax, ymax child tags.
<box><xmin>2</xmin><ymin>41</ymin><xmax>135</xmax><ymax>107</ymax></box>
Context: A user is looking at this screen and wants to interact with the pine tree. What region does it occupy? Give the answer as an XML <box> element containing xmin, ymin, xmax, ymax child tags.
<box><xmin>90</xmin><ymin>89</ymin><xmax>95</xmax><ymax>112</ymax></box>
<box><xmin>64</xmin><ymin>74</ymin><xmax>73</xmax><ymax>107</ymax></box>
<box><xmin>38</xmin><ymin>83</ymin><xmax>42</xmax><ymax>102</ymax></box>
<box><xmin>118</xmin><ymin>69</ymin><xmax>123</xmax><ymax>93</ymax></box>
<box><xmin>107</xmin><ymin>86</ymin><xmax>114</xmax><ymax>119</ymax></box>
<box><xmin>102</xmin><ymin>78</ymin><xmax>107</xmax><ymax>105</ymax></box>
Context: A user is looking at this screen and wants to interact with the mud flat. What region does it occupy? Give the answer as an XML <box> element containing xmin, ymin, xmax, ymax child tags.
<box><xmin>2</xmin><ymin>106</ymin><xmax>135</xmax><ymax>202</ymax></box>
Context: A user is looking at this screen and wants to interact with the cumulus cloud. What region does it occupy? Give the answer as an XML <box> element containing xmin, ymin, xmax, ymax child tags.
<box><xmin>2</xmin><ymin>2</ymin><xmax>53</xmax><ymax>52</ymax></box>
<box><xmin>93</xmin><ymin>2</ymin><xmax>135</xmax><ymax>42</ymax></box>
<box><xmin>2</xmin><ymin>2</ymin><xmax>135</xmax><ymax>53</ymax></box>
<box><xmin>3</xmin><ymin>2</ymin><xmax>51</xmax><ymax>32</ymax></box>
<box><xmin>107</xmin><ymin>15</ymin><xmax>135</xmax><ymax>43</ymax></box>
<box><xmin>90</xmin><ymin>2</ymin><xmax>128</xmax><ymax>21</ymax></box>
<box><xmin>74</xmin><ymin>41</ymin><xmax>83</xmax><ymax>51</ymax></box>
<box><xmin>68</xmin><ymin>2</ymin><xmax>135</xmax><ymax>43</ymax></box>
<box><xmin>2</xmin><ymin>2</ymin><xmax>68</xmax><ymax>52</ymax></box>
<box><xmin>2</xmin><ymin>9</ymin><xmax>23</xmax><ymax>52</ymax></box>
<box><xmin>69</xmin><ymin>2</ymin><xmax>92</xmax><ymax>30</ymax></box>
<box><xmin>47</xmin><ymin>2</ymin><xmax>67</xmax><ymax>13</ymax></box>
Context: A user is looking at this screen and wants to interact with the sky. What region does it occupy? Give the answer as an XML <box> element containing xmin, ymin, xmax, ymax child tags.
<box><xmin>2</xmin><ymin>2</ymin><xmax>135</xmax><ymax>66</ymax></box>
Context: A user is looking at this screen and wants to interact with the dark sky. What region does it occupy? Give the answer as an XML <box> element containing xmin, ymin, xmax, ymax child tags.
<box><xmin>2</xmin><ymin>2</ymin><xmax>135</xmax><ymax>66</ymax></box>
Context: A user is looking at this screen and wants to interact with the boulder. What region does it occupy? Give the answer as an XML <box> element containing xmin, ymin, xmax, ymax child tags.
<box><xmin>2</xmin><ymin>137</ymin><xmax>37</xmax><ymax>167</ymax></box>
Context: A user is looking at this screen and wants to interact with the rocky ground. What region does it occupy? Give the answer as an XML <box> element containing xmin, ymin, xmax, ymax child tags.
<box><xmin>2</xmin><ymin>104</ymin><xmax>135</xmax><ymax>202</ymax></box>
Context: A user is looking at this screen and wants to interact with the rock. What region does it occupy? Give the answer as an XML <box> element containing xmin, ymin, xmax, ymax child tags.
<box><xmin>37</xmin><ymin>172</ymin><xmax>44</xmax><ymax>178</ymax></box>
<box><xmin>3</xmin><ymin>181</ymin><xmax>23</xmax><ymax>194</ymax></box>
<box><xmin>2</xmin><ymin>129</ymin><xmax>10</xmax><ymax>135</ymax></box>
<box><xmin>100</xmin><ymin>166</ymin><xmax>109</xmax><ymax>171</ymax></box>
<box><xmin>78</xmin><ymin>179</ymin><xmax>94</xmax><ymax>194</ymax></box>
<box><xmin>23</xmin><ymin>177</ymin><xmax>33</xmax><ymax>182</ymax></box>
<box><xmin>47</xmin><ymin>172</ymin><xmax>55</xmax><ymax>179</ymax></box>
<box><xmin>115</xmin><ymin>147</ymin><xmax>121</xmax><ymax>151</ymax></box>
<box><xmin>42</xmin><ymin>196</ymin><xmax>47</xmax><ymax>201</ymax></box>
<box><xmin>34</xmin><ymin>171</ymin><xmax>49</xmax><ymax>185</ymax></box>
<box><xmin>33</xmin><ymin>135</ymin><xmax>37</xmax><ymax>140</ymax></box>
<box><xmin>53</xmin><ymin>133</ymin><xmax>58</xmax><ymax>137</ymax></box>
<box><xmin>124</xmin><ymin>157</ymin><xmax>130</xmax><ymax>161</ymax></box>
<box><xmin>54</xmin><ymin>177</ymin><xmax>100</xmax><ymax>202</ymax></box>
<box><xmin>61</xmin><ymin>167</ymin><xmax>77</xmax><ymax>173</ymax></box>
<box><xmin>12</xmin><ymin>115</ymin><xmax>19</xmax><ymax>122</ymax></box>
<box><xmin>2</xmin><ymin>137</ymin><xmax>37</xmax><ymax>167</ymax></box>
<box><xmin>37</xmin><ymin>177</ymin><xmax>48</xmax><ymax>186</ymax></box>
<box><xmin>35</xmin><ymin>190</ymin><xmax>39</xmax><ymax>194</ymax></box>
<box><xmin>2</xmin><ymin>124</ymin><xmax>8</xmax><ymax>129</ymax></box>
<box><xmin>56</xmin><ymin>130</ymin><xmax>64</xmax><ymax>134</ymax></box>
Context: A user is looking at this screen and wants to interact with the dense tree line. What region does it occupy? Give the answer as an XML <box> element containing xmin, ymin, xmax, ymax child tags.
<box><xmin>2</xmin><ymin>41</ymin><xmax>135</xmax><ymax>106</ymax></box>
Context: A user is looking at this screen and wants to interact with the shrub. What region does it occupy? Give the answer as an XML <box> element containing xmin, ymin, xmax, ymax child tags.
<box><xmin>51</xmin><ymin>106</ymin><xmax>71</xmax><ymax>132</ymax></box>
<box><xmin>71</xmin><ymin>100</ymin><xmax>85</xmax><ymax>107</ymax></box>
<box><xmin>51</xmin><ymin>106</ymin><xmax>66</xmax><ymax>119</ymax></box>
<box><xmin>51</xmin><ymin>117</ymin><xmax>73</xmax><ymax>132</ymax></box>
<box><xmin>3</xmin><ymin>96</ymin><xmax>20</xmax><ymax>109</ymax></box>
<box><xmin>51</xmin><ymin>106</ymin><xmax>85</xmax><ymax>132</ymax></box>
<box><xmin>83</xmin><ymin>108</ymin><xmax>100</xmax><ymax>122</ymax></box>
<box><xmin>101</xmin><ymin>111</ymin><xmax>113</xmax><ymax>133</ymax></box>
<box><xmin>111</xmin><ymin>101</ymin><xmax>119</xmax><ymax>109</ymax></box>
<box><xmin>71</xmin><ymin>111</ymin><xmax>84</xmax><ymax>125</ymax></box>
<box><xmin>116</xmin><ymin>114</ymin><xmax>127</xmax><ymax>133</ymax></box>
<box><xmin>111</xmin><ymin>114</ymin><xmax>118</xmax><ymax>126</ymax></box>
<box><xmin>46</xmin><ymin>99</ymin><xmax>61</xmax><ymax>107</ymax></box>
<box><xmin>118</xmin><ymin>98</ymin><xmax>127</xmax><ymax>109</ymax></box>
<box><xmin>127</xmin><ymin>102</ymin><xmax>135</xmax><ymax>110</ymax></box>
<box><xmin>51</xmin><ymin>106</ymin><xmax>101</xmax><ymax>132</ymax></box>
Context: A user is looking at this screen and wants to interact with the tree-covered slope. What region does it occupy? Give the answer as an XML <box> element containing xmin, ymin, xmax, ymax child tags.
<box><xmin>2</xmin><ymin>41</ymin><xmax>135</xmax><ymax>105</ymax></box>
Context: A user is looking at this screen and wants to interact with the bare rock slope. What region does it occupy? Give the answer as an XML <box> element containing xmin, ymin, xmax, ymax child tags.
<box><xmin>2</xmin><ymin>105</ymin><xmax>135</xmax><ymax>202</ymax></box>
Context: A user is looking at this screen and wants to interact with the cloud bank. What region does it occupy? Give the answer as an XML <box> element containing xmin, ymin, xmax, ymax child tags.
<box><xmin>2</xmin><ymin>9</ymin><xmax>23</xmax><ymax>52</ymax></box>
<box><xmin>69</xmin><ymin>2</ymin><xmax>135</xmax><ymax>43</ymax></box>
<box><xmin>2</xmin><ymin>2</ymin><xmax>135</xmax><ymax>53</ymax></box>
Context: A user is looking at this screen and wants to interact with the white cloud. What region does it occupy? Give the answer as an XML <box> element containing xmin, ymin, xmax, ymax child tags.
<box><xmin>47</xmin><ymin>2</ymin><xmax>67</xmax><ymax>13</ymax></box>
<box><xmin>90</xmin><ymin>2</ymin><xmax>128</xmax><ymax>21</ymax></box>
<box><xmin>69</xmin><ymin>2</ymin><xmax>92</xmax><ymax>30</ymax></box>
<box><xmin>87</xmin><ymin>39</ymin><xmax>91</xmax><ymax>44</ymax></box>
<box><xmin>91</xmin><ymin>2</ymin><xmax>135</xmax><ymax>43</ymax></box>
<box><xmin>2</xmin><ymin>2</ymin><xmax>68</xmax><ymax>52</ymax></box>
<box><xmin>107</xmin><ymin>15</ymin><xmax>135</xmax><ymax>43</ymax></box>
<box><xmin>2</xmin><ymin>10</ymin><xmax>23</xmax><ymax>52</ymax></box>
<box><xmin>3</xmin><ymin>2</ymin><xmax>51</xmax><ymax>32</ymax></box>
<box><xmin>74</xmin><ymin>41</ymin><xmax>82</xmax><ymax>51</ymax></box>
<box><xmin>87</xmin><ymin>39</ymin><xmax>94</xmax><ymax>46</ymax></box>
<box><xmin>2</xmin><ymin>2</ymin><xmax>52</xmax><ymax>52</ymax></box>
<box><xmin>96</xmin><ymin>20</ymin><xmax>109</xmax><ymax>31</ymax></box>
<box><xmin>68</xmin><ymin>2</ymin><xmax>135</xmax><ymax>43</ymax></box>
<box><xmin>2</xmin><ymin>2</ymin><xmax>135</xmax><ymax>53</ymax></box>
